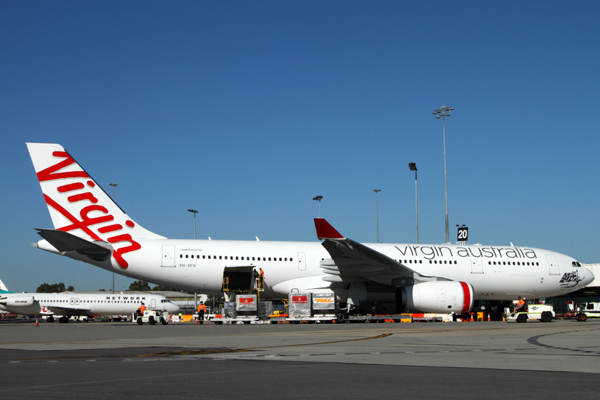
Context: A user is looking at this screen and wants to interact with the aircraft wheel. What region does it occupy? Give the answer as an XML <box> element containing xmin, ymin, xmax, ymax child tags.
<box><xmin>47</xmin><ymin>317</ymin><xmax>54</xmax><ymax>323</ymax></box>
<box><xmin>59</xmin><ymin>316</ymin><xmax>68</xmax><ymax>323</ymax></box>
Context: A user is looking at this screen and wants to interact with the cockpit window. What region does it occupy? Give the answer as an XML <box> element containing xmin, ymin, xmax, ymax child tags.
<box><xmin>572</xmin><ymin>261</ymin><xmax>581</xmax><ymax>267</ymax></box>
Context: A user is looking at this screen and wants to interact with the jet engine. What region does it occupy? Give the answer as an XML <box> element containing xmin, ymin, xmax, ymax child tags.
<box><xmin>0</xmin><ymin>295</ymin><xmax>35</xmax><ymax>307</ymax></box>
<box><xmin>398</xmin><ymin>281</ymin><xmax>474</xmax><ymax>314</ymax></box>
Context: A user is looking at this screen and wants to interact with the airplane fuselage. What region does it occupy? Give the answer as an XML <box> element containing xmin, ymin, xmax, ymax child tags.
<box><xmin>39</xmin><ymin>238</ymin><xmax>590</xmax><ymax>302</ymax></box>
<box><xmin>0</xmin><ymin>291</ymin><xmax>179</xmax><ymax>317</ymax></box>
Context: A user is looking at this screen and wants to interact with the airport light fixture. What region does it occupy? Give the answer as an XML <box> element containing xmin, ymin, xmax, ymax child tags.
<box><xmin>109</xmin><ymin>182</ymin><xmax>118</xmax><ymax>199</ymax></box>
<box><xmin>373</xmin><ymin>189</ymin><xmax>381</xmax><ymax>243</ymax></box>
<box><xmin>188</xmin><ymin>209</ymin><xmax>198</xmax><ymax>239</ymax></box>
<box><xmin>108</xmin><ymin>183</ymin><xmax>118</xmax><ymax>293</ymax></box>
<box><xmin>312</xmin><ymin>196</ymin><xmax>323</xmax><ymax>217</ymax></box>
<box><xmin>408</xmin><ymin>163</ymin><xmax>418</xmax><ymax>243</ymax></box>
<box><xmin>433</xmin><ymin>105</ymin><xmax>454</xmax><ymax>243</ymax></box>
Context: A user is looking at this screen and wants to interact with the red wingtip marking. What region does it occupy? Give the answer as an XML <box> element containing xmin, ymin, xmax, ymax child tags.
<box><xmin>314</xmin><ymin>218</ymin><xmax>344</xmax><ymax>240</ymax></box>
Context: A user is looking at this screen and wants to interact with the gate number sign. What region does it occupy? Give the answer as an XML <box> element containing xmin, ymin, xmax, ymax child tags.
<box><xmin>457</xmin><ymin>227</ymin><xmax>468</xmax><ymax>242</ymax></box>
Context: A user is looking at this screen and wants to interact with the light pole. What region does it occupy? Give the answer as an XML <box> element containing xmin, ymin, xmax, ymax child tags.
<box><xmin>409</xmin><ymin>163</ymin><xmax>418</xmax><ymax>243</ymax></box>
<box><xmin>108</xmin><ymin>183</ymin><xmax>118</xmax><ymax>293</ymax></box>
<box><xmin>187</xmin><ymin>209</ymin><xmax>199</xmax><ymax>310</ymax></box>
<box><xmin>373</xmin><ymin>189</ymin><xmax>381</xmax><ymax>243</ymax></box>
<box><xmin>433</xmin><ymin>105</ymin><xmax>454</xmax><ymax>243</ymax></box>
<box><xmin>187</xmin><ymin>209</ymin><xmax>198</xmax><ymax>239</ymax></box>
<box><xmin>312</xmin><ymin>196</ymin><xmax>323</xmax><ymax>217</ymax></box>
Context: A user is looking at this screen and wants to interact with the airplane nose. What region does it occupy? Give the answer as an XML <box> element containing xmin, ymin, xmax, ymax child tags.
<box><xmin>582</xmin><ymin>267</ymin><xmax>595</xmax><ymax>287</ymax></box>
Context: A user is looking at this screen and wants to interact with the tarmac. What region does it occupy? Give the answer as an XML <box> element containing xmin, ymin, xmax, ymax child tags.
<box><xmin>1</xmin><ymin>318</ymin><xmax>599</xmax><ymax>399</ymax></box>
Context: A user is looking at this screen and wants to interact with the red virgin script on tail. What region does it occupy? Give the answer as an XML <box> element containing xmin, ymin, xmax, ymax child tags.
<box><xmin>37</xmin><ymin>151</ymin><xmax>140</xmax><ymax>269</ymax></box>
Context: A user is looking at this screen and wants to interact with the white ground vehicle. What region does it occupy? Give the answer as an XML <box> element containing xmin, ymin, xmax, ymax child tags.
<box><xmin>504</xmin><ymin>304</ymin><xmax>554</xmax><ymax>323</ymax></box>
<box><xmin>136</xmin><ymin>309</ymin><xmax>170</xmax><ymax>325</ymax></box>
<box><xmin>574</xmin><ymin>302</ymin><xmax>600</xmax><ymax>322</ymax></box>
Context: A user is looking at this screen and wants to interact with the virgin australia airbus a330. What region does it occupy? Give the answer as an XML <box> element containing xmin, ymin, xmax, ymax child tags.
<box><xmin>25</xmin><ymin>143</ymin><xmax>593</xmax><ymax>315</ymax></box>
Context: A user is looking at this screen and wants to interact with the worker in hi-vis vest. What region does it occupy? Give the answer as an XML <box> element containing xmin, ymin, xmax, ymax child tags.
<box><xmin>137</xmin><ymin>302</ymin><xmax>146</xmax><ymax>317</ymax></box>
<box><xmin>197</xmin><ymin>301</ymin><xmax>206</xmax><ymax>324</ymax></box>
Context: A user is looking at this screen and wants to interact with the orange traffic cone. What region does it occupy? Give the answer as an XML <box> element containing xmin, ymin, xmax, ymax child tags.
<box><xmin>35</xmin><ymin>318</ymin><xmax>39</xmax><ymax>327</ymax></box>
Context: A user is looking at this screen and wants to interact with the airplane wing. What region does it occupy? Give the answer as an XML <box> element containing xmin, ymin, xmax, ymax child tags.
<box><xmin>46</xmin><ymin>304</ymin><xmax>92</xmax><ymax>314</ymax></box>
<box><xmin>36</xmin><ymin>228</ymin><xmax>112</xmax><ymax>261</ymax></box>
<box><xmin>315</xmin><ymin>218</ymin><xmax>432</xmax><ymax>286</ymax></box>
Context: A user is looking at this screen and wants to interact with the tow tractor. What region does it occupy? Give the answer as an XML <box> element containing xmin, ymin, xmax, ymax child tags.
<box><xmin>573</xmin><ymin>302</ymin><xmax>600</xmax><ymax>322</ymax></box>
<box><xmin>136</xmin><ymin>309</ymin><xmax>170</xmax><ymax>325</ymax></box>
<box><xmin>504</xmin><ymin>304</ymin><xmax>554</xmax><ymax>323</ymax></box>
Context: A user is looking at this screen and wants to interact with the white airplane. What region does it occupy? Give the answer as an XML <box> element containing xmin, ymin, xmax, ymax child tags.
<box><xmin>26</xmin><ymin>143</ymin><xmax>594</xmax><ymax>315</ymax></box>
<box><xmin>0</xmin><ymin>287</ymin><xmax>180</xmax><ymax>323</ymax></box>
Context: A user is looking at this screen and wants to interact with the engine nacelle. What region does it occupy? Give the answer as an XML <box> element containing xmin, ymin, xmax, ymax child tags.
<box><xmin>399</xmin><ymin>281</ymin><xmax>474</xmax><ymax>314</ymax></box>
<box><xmin>0</xmin><ymin>295</ymin><xmax>35</xmax><ymax>307</ymax></box>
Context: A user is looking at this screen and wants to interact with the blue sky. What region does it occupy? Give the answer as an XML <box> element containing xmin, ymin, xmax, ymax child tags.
<box><xmin>1</xmin><ymin>1</ymin><xmax>599</xmax><ymax>292</ymax></box>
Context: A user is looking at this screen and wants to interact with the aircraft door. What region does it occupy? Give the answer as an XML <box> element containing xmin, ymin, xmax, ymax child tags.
<box><xmin>298</xmin><ymin>252</ymin><xmax>306</xmax><ymax>271</ymax></box>
<box><xmin>162</xmin><ymin>245</ymin><xmax>176</xmax><ymax>267</ymax></box>
<box><xmin>470</xmin><ymin>256</ymin><xmax>483</xmax><ymax>274</ymax></box>
<box><xmin>151</xmin><ymin>299</ymin><xmax>156</xmax><ymax>309</ymax></box>
<box><xmin>546</xmin><ymin>254</ymin><xmax>560</xmax><ymax>275</ymax></box>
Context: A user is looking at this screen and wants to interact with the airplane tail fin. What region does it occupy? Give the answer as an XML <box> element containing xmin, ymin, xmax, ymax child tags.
<box><xmin>0</xmin><ymin>279</ymin><xmax>8</xmax><ymax>292</ymax></box>
<box><xmin>26</xmin><ymin>143</ymin><xmax>165</xmax><ymax>267</ymax></box>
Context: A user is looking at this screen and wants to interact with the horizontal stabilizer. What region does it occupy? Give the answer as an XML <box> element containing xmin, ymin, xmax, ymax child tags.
<box><xmin>36</xmin><ymin>229</ymin><xmax>112</xmax><ymax>261</ymax></box>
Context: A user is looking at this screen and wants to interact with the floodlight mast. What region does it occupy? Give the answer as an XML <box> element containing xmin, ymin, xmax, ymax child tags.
<box><xmin>373</xmin><ymin>189</ymin><xmax>381</xmax><ymax>243</ymax></box>
<box><xmin>312</xmin><ymin>196</ymin><xmax>323</xmax><ymax>217</ymax></box>
<box><xmin>408</xmin><ymin>163</ymin><xmax>418</xmax><ymax>243</ymax></box>
<box><xmin>433</xmin><ymin>105</ymin><xmax>454</xmax><ymax>243</ymax></box>
<box><xmin>187</xmin><ymin>209</ymin><xmax>198</xmax><ymax>239</ymax></box>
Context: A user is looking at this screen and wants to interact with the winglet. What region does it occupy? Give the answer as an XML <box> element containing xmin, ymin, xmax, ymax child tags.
<box><xmin>314</xmin><ymin>218</ymin><xmax>345</xmax><ymax>240</ymax></box>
